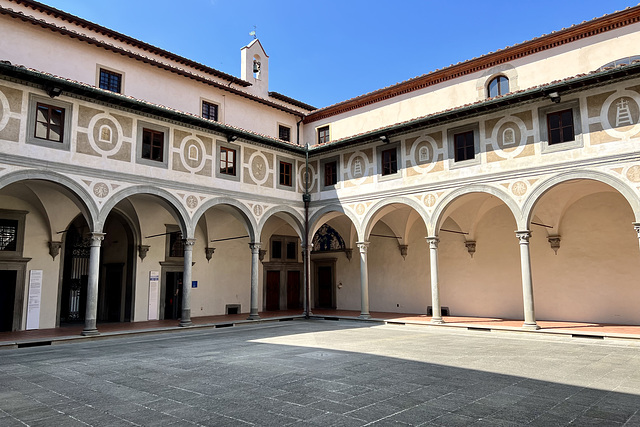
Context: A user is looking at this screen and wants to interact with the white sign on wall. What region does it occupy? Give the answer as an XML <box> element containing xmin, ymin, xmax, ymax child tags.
<box><xmin>148</xmin><ymin>271</ymin><xmax>159</xmax><ymax>320</ymax></box>
<box><xmin>26</xmin><ymin>270</ymin><xmax>43</xmax><ymax>330</ymax></box>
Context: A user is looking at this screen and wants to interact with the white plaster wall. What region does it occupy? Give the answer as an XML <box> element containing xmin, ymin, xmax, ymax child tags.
<box><xmin>439</xmin><ymin>205</ymin><xmax>523</xmax><ymax>319</ymax></box>
<box><xmin>333</xmin><ymin>251</ymin><xmax>360</xmax><ymax>311</ymax></box>
<box><xmin>531</xmin><ymin>192</ymin><xmax>640</xmax><ymax>324</ymax></box>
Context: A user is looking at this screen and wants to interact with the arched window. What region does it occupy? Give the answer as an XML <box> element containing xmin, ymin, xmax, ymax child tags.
<box><xmin>487</xmin><ymin>76</ymin><xmax>509</xmax><ymax>98</ymax></box>
<box><xmin>596</xmin><ymin>55</ymin><xmax>640</xmax><ymax>72</ymax></box>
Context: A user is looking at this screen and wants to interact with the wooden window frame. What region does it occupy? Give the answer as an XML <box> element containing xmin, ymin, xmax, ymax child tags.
<box><xmin>546</xmin><ymin>108</ymin><xmax>575</xmax><ymax>145</ymax></box>
<box><xmin>278</xmin><ymin>125</ymin><xmax>291</xmax><ymax>142</ymax></box>
<box><xmin>324</xmin><ymin>160</ymin><xmax>337</xmax><ymax>186</ymax></box>
<box><xmin>487</xmin><ymin>75</ymin><xmax>509</xmax><ymax>98</ymax></box>
<box><xmin>142</xmin><ymin>128</ymin><xmax>164</xmax><ymax>162</ymax></box>
<box><xmin>34</xmin><ymin>102</ymin><xmax>65</xmax><ymax>143</ymax></box>
<box><xmin>454</xmin><ymin>130</ymin><xmax>475</xmax><ymax>162</ymax></box>
<box><xmin>220</xmin><ymin>146</ymin><xmax>236</xmax><ymax>176</ymax></box>
<box><xmin>381</xmin><ymin>148</ymin><xmax>398</xmax><ymax>176</ymax></box>
<box><xmin>279</xmin><ymin>161</ymin><xmax>292</xmax><ymax>187</ymax></box>
<box><xmin>317</xmin><ymin>125</ymin><xmax>330</xmax><ymax>144</ymax></box>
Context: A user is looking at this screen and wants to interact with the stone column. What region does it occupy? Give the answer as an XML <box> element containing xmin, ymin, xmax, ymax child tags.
<box><xmin>426</xmin><ymin>236</ymin><xmax>444</xmax><ymax>324</ymax></box>
<box><xmin>357</xmin><ymin>241</ymin><xmax>371</xmax><ymax>319</ymax></box>
<box><xmin>302</xmin><ymin>243</ymin><xmax>313</xmax><ymax>317</ymax></box>
<box><xmin>516</xmin><ymin>230</ymin><xmax>539</xmax><ymax>329</ymax></box>
<box><xmin>248</xmin><ymin>242</ymin><xmax>261</xmax><ymax>320</ymax></box>
<box><xmin>634</xmin><ymin>223</ymin><xmax>640</xmax><ymax>253</ymax></box>
<box><xmin>179</xmin><ymin>238</ymin><xmax>196</xmax><ymax>327</ymax></box>
<box><xmin>82</xmin><ymin>232</ymin><xmax>105</xmax><ymax>336</ymax></box>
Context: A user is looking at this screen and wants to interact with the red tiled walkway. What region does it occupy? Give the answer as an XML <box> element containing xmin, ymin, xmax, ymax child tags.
<box><xmin>3</xmin><ymin>309</ymin><xmax>640</xmax><ymax>348</ymax></box>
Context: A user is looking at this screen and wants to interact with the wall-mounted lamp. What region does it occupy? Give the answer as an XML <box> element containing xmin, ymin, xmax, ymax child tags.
<box><xmin>227</xmin><ymin>134</ymin><xmax>238</xmax><ymax>142</ymax></box>
<box><xmin>379</xmin><ymin>135</ymin><xmax>390</xmax><ymax>144</ymax></box>
<box><xmin>548</xmin><ymin>92</ymin><xmax>561</xmax><ymax>103</ymax></box>
<box><xmin>46</xmin><ymin>85</ymin><xmax>62</xmax><ymax>98</ymax></box>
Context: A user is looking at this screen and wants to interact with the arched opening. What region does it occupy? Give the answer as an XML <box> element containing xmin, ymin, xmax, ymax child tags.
<box><xmin>309</xmin><ymin>208</ymin><xmax>359</xmax><ymax>312</ymax></box>
<box><xmin>435</xmin><ymin>192</ymin><xmax>521</xmax><ymax>319</ymax></box>
<box><xmin>259</xmin><ymin>209</ymin><xmax>304</xmax><ymax>312</ymax></box>
<box><xmin>528</xmin><ymin>179</ymin><xmax>640</xmax><ymax>324</ymax></box>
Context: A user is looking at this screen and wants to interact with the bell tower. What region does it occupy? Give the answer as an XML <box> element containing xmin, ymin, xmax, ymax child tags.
<box><xmin>241</xmin><ymin>39</ymin><xmax>269</xmax><ymax>98</ymax></box>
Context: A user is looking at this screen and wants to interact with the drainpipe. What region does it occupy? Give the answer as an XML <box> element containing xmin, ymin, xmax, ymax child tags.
<box><xmin>296</xmin><ymin>117</ymin><xmax>304</xmax><ymax>145</ymax></box>
<box><xmin>303</xmin><ymin>143</ymin><xmax>311</xmax><ymax>318</ymax></box>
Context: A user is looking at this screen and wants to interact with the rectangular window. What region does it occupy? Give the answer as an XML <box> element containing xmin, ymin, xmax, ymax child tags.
<box><xmin>279</xmin><ymin>161</ymin><xmax>292</xmax><ymax>187</ymax></box>
<box><xmin>381</xmin><ymin>148</ymin><xmax>398</xmax><ymax>176</ymax></box>
<box><xmin>142</xmin><ymin>128</ymin><xmax>164</xmax><ymax>162</ymax></box>
<box><xmin>271</xmin><ymin>240</ymin><xmax>282</xmax><ymax>259</ymax></box>
<box><xmin>220</xmin><ymin>146</ymin><xmax>236</xmax><ymax>175</ymax></box>
<box><xmin>547</xmin><ymin>109</ymin><xmax>575</xmax><ymax>145</ymax></box>
<box><xmin>169</xmin><ymin>231</ymin><xmax>184</xmax><ymax>258</ymax></box>
<box><xmin>454</xmin><ymin>130</ymin><xmax>475</xmax><ymax>162</ymax></box>
<box><xmin>279</xmin><ymin>125</ymin><xmax>291</xmax><ymax>142</ymax></box>
<box><xmin>286</xmin><ymin>242</ymin><xmax>297</xmax><ymax>260</ymax></box>
<box><xmin>0</xmin><ymin>219</ymin><xmax>18</xmax><ymax>252</ymax></box>
<box><xmin>99</xmin><ymin>69</ymin><xmax>122</xmax><ymax>93</ymax></box>
<box><xmin>35</xmin><ymin>103</ymin><xmax>64</xmax><ymax>142</ymax></box>
<box><xmin>318</xmin><ymin>126</ymin><xmax>330</xmax><ymax>144</ymax></box>
<box><xmin>324</xmin><ymin>160</ymin><xmax>337</xmax><ymax>186</ymax></box>
<box><xmin>202</xmin><ymin>101</ymin><xmax>218</xmax><ymax>121</ymax></box>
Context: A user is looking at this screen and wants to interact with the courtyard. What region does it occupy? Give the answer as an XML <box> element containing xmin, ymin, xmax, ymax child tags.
<box><xmin>1</xmin><ymin>320</ymin><xmax>640</xmax><ymax>426</ymax></box>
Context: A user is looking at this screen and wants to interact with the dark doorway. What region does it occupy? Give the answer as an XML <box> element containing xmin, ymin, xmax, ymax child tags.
<box><xmin>266</xmin><ymin>270</ymin><xmax>280</xmax><ymax>311</ymax></box>
<box><xmin>103</xmin><ymin>264</ymin><xmax>123</xmax><ymax>322</ymax></box>
<box><xmin>0</xmin><ymin>270</ymin><xmax>17</xmax><ymax>331</ymax></box>
<box><xmin>287</xmin><ymin>270</ymin><xmax>301</xmax><ymax>309</ymax></box>
<box><xmin>164</xmin><ymin>271</ymin><xmax>183</xmax><ymax>320</ymax></box>
<box><xmin>60</xmin><ymin>221</ymin><xmax>89</xmax><ymax>323</ymax></box>
<box><xmin>317</xmin><ymin>265</ymin><xmax>333</xmax><ymax>308</ymax></box>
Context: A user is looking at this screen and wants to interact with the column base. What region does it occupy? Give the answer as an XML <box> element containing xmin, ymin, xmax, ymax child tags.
<box><xmin>522</xmin><ymin>322</ymin><xmax>540</xmax><ymax>330</ymax></box>
<box><xmin>179</xmin><ymin>320</ymin><xmax>193</xmax><ymax>327</ymax></box>
<box><xmin>247</xmin><ymin>314</ymin><xmax>261</xmax><ymax>320</ymax></box>
<box><xmin>81</xmin><ymin>328</ymin><xmax>100</xmax><ymax>336</ymax></box>
<box><xmin>358</xmin><ymin>313</ymin><xmax>371</xmax><ymax>319</ymax></box>
<box><xmin>431</xmin><ymin>317</ymin><xmax>445</xmax><ymax>324</ymax></box>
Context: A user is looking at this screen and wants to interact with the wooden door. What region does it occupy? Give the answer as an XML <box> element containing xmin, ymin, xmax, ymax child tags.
<box><xmin>286</xmin><ymin>271</ymin><xmax>301</xmax><ymax>309</ymax></box>
<box><xmin>317</xmin><ymin>266</ymin><xmax>333</xmax><ymax>308</ymax></box>
<box><xmin>266</xmin><ymin>271</ymin><xmax>280</xmax><ymax>311</ymax></box>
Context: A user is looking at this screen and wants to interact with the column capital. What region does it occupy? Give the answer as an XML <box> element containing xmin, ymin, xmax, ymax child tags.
<box><xmin>249</xmin><ymin>242</ymin><xmax>262</xmax><ymax>253</ymax></box>
<box><xmin>182</xmin><ymin>238</ymin><xmax>196</xmax><ymax>250</ymax></box>
<box><xmin>633</xmin><ymin>222</ymin><xmax>640</xmax><ymax>237</ymax></box>
<box><xmin>426</xmin><ymin>236</ymin><xmax>440</xmax><ymax>248</ymax></box>
<box><xmin>356</xmin><ymin>241</ymin><xmax>370</xmax><ymax>253</ymax></box>
<box><xmin>89</xmin><ymin>232</ymin><xmax>105</xmax><ymax>246</ymax></box>
<box><xmin>516</xmin><ymin>230</ymin><xmax>531</xmax><ymax>243</ymax></box>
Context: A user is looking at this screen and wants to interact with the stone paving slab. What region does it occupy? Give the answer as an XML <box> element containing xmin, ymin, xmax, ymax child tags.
<box><xmin>1</xmin><ymin>320</ymin><xmax>640</xmax><ymax>426</ymax></box>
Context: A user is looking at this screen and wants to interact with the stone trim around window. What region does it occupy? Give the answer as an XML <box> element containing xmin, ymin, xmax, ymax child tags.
<box><xmin>215</xmin><ymin>139</ymin><xmax>241</xmax><ymax>182</ymax></box>
<box><xmin>538</xmin><ymin>99</ymin><xmax>583</xmax><ymax>154</ymax></box>
<box><xmin>26</xmin><ymin>93</ymin><xmax>73</xmax><ymax>151</ymax></box>
<box><xmin>96</xmin><ymin>64</ymin><xmax>125</xmax><ymax>94</ymax></box>
<box><xmin>135</xmin><ymin>120</ymin><xmax>169</xmax><ymax>168</ymax></box>
<box><xmin>447</xmin><ymin>122</ymin><xmax>481</xmax><ymax>169</ymax></box>
<box><xmin>376</xmin><ymin>142</ymin><xmax>402</xmax><ymax>182</ymax></box>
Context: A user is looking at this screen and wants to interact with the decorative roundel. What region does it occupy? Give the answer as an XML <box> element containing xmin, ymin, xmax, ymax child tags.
<box><xmin>489</xmin><ymin>116</ymin><xmax>528</xmax><ymax>159</ymax></box>
<box><xmin>87</xmin><ymin>113</ymin><xmax>124</xmax><ymax>157</ymax></box>
<box><xmin>248</xmin><ymin>152</ymin><xmax>269</xmax><ymax>185</ymax></box>
<box><xmin>626</xmin><ymin>165</ymin><xmax>640</xmax><ymax>183</ymax></box>
<box><xmin>355</xmin><ymin>203</ymin><xmax>366</xmax><ymax>215</ymax></box>
<box><xmin>93</xmin><ymin>182</ymin><xmax>109</xmax><ymax>198</ymax></box>
<box><xmin>347</xmin><ymin>151</ymin><xmax>369</xmax><ymax>184</ymax></box>
<box><xmin>511</xmin><ymin>181</ymin><xmax>528</xmax><ymax>197</ymax></box>
<box><xmin>601</xmin><ymin>91</ymin><xmax>640</xmax><ymax>139</ymax></box>
<box><xmin>253</xmin><ymin>204</ymin><xmax>263</xmax><ymax>216</ymax></box>
<box><xmin>409</xmin><ymin>136</ymin><xmax>439</xmax><ymax>173</ymax></box>
<box><xmin>423</xmin><ymin>193</ymin><xmax>436</xmax><ymax>207</ymax></box>
<box><xmin>186</xmin><ymin>195</ymin><xmax>198</xmax><ymax>209</ymax></box>
<box><xmin>179</xmin><ymin>136</ymin><xmax>207</xmax><ymax>173</ymax></box>
<box><xmin>298</xmin><ymin>163</ymin><xmax>315</xmax><ymax>191</ymax></box>
<box><xmin>0</xmin><ymin>90</ymin><xmax>10</xmax><ymax>132</ymax></box>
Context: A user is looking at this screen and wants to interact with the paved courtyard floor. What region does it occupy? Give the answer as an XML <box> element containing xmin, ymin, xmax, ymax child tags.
<box><xmin>1</xmin><ymin>319</ymin><xmax>640</xmax><ymax>426</ymax></box>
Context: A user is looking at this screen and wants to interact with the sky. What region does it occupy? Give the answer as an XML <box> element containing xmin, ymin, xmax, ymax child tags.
<box><xmin>39</xmin><ymin>0</ymin><xmax>640</xmax><ymax>109</ymax></box>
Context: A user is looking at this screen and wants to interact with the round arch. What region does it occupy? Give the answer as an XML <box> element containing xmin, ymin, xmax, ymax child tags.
<box><xmin>258</xmin><ymin>205</ymin><xmax>305</xmax><ymax>241</ymax></box>
<box><xmin>362</xmin><ymin>196</ymin><xmax>431</xmax><ymax>240</ymax></box>
<box><xmin>0</xmin><ymin>169</ymin><xmax>99</xmax><ymax>231</ymax></box>
<box><xmin>99</xmin><ymin>185</ymin><xmax>191</xmax><ymax>236</ymax></box>
<box><xmin>431</xmin><ymin>184</ymin><xmax>522</xmax><ymax>232</ymax></box>
<box><xmin>191</xmin><ymin>197</ymin><xmax>257</xmax><ymax>241</ymax></box>
<box><xmin>523</xmin><ymin>170</ymin><xmax>640</xmax><ymax>226</ymax></box>
<box><xmin>309</xmin><ymin>204</ymin><xmax>362</xmax><ymax>242</ymax></box>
